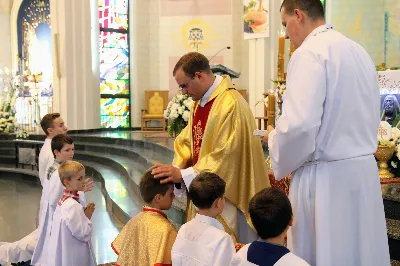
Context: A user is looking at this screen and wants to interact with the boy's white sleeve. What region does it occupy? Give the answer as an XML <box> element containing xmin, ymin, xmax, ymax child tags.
<box><xmin>214</xmin><ymin>235</ymin><xmax>236</xmax><ymax>266</ymax></box>
<box><xmin>173</xmin><ymin>165</ymin><xmax>198</xmax><ymax>197</ymax></box>
<box><xmin>78</xmin><ymin>192</ymin><xmax>88</xmax><ymax>208</ymax></box>
<box><xmin>48</xmin><ymin>171</ymin><xmax>64</xmax><ymax>210</ymax></box>
<box><xmin>64</xmin><ymin>202</ymin><xmax>93</xmax><ymax>242</ymax></box>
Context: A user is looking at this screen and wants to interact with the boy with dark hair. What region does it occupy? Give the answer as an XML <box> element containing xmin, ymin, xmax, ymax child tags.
<box><xmin>111</xmin><ymin>171</ymin><xmax>177</xmax><ymax>266</ymax></box>
<box><xmin>231</xmin><ymin>188</ymin><xmax>309</xmax><ymax>266</ymax></box>
<box><xmin>47</xmin><ymin>161</ymin><xmax>97</xmax><ymax>266</ymax></box>
<box><xmin>172</xmin><ymin>172</ymin><xmax>235</xmax><ymax>266</ymax></box>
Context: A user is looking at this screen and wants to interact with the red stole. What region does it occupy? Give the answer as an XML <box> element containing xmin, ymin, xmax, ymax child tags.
<box><xmin>192</xmin><ymin>98</ymin><xmax>216</xmax><ymax>164</ymax></box>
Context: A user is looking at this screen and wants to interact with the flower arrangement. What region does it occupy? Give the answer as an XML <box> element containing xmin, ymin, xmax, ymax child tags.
<box><xmin>164</xmin><ymin>91</ymin><xmax>193</xmax><ymax>137</ymax></box>
<box><xmin>0</xmin><ymin>68</ymin><xmax>29</xmax><ymax>138</ymax></box>
<box><xmin>384</xmin><ymin>126</ymin><xmax>400</xmax><ymax>176</ymax></box>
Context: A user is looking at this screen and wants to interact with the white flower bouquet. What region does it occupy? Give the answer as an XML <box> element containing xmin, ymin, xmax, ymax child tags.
<box><xmin>164</xmin><ymin>91</ymin><xmax>193</xmax><ymax>137</ymax></box>
<box><xmin>380</xmin><ymin>126</ymin><xmax>400</xmax><ymax>175</ymax></box>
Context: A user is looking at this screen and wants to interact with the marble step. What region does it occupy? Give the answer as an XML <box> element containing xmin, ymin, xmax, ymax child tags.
<box><xmin>0</xmin><ymin>147</ymin><xmax>15</xmax><ymax>156</ymax></box>
<box><xmin>0</xmin><ymin>140</ymin><xmax>15</xmax><ymax>148</ymax></box>
<box><xmin>0</xmin><ymin>155</ymin><xmax>16</xmax><ymax>164</ymax></box>
<box><xmin>74</xmin><ymin>150</ymin><xmax>185</xmax><ymax>228</ymax></box>
<box><xmin>74</xmin><ymin>141</ymin><xmax>172</xmax><ymax>165</ymax></box>
<box><xmin>0</xmin><ymin>166</ymin><xmax>38</xmax><ymax>182</ymax></box>
<box><xmin>78</xmin><ymin>159</ymin><xmax>143</xmax><ymax>225</ymax></box>
<box><xmin>0</xmin><ymin>134</ymin><xmax>16</xmax><ymax>140</ymax></box>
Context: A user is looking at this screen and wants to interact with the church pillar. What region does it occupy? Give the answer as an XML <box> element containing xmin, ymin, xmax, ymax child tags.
<box><xmin>248</xmin><ymin>39</ymin><xmax>266</xmax><ymax>118</ymax></box>
<box><xmin>50</xmin><ymin>0</ymin><xmax>100</xmax><ymax>130</ymax></box>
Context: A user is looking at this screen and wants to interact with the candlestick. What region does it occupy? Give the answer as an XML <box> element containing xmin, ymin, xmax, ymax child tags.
<box><xmin>268</xmin><ymin>89</ymin><xmax>275</xmax><ymax>127</ymax></box>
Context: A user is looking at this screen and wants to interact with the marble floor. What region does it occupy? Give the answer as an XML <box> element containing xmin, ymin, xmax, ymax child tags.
<box><xmin>0</xmin><ymin>177</ymin><xmax>123</xmax><ymax>264</ymax></box>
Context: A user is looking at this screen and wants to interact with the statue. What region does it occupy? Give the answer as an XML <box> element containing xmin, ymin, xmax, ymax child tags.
<box><xmin>382</xmin><ymin>94</ymin><xmax>400</xmax><ymax>125</ymax></box>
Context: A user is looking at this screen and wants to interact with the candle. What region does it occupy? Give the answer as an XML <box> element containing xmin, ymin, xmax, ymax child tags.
<box><xmin>277</xmin><ymin>31</ymin><xmax>286</xmax><ymax>81</ymax></box>
<box><xmin>268</xmin><ymin>90</ymin><xmax>275</xmax><ymax>127</ymax></box>
<box><xmin>278</xmin><ymin>35</ymin><xmax>285</xmax><ymax>55</ymax></box>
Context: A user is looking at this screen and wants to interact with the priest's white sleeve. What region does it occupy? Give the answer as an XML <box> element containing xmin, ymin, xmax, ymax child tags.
<box><xmin>173</xmin><ymin>166</ymin><xmax>198</xmax><ymax>196</ymax></box>
<box><xmin>213</xmin><ymin>234</ymin><xmax>236</xmax><ymax>266</ymax></box>
<box><xmin>268</xmin><ymin>50</ymin><xmax>326</xmax><ymax>180</ymax></box>
<box><xmin>65</xmin><ymin>202</ymin><xmax>93</xmax><ymax>242</ymax></box>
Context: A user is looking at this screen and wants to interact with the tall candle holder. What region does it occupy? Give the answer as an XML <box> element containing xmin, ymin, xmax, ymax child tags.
<box><xmin>267</xmin><ymin>89</ymin><xmax>275</xmax><ymax>127</ymax></box>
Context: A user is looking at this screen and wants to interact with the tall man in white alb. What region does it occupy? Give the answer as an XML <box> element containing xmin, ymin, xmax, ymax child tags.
<box><xmin>263</xmin><ymin>0</ymin><xmax>390</xmax><ymax>265</ymax></box>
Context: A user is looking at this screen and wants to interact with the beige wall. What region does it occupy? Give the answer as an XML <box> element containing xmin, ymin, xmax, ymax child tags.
<box><xmin>329</xmin><ymin>0</ymin><xmax>399</xmax><ymax>68</ymax></box>
<box><xmin>0</xmin><ymin>0</ymin><xmax>12</xmax><ymax>71</ymax></box>
<box><xmin>130</xmin><ymin>0</ymin><xmax>280</xmax><ymax>127</ymax></box>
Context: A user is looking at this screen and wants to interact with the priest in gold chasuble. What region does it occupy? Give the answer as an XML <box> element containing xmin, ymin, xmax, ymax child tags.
<box><xmin>151</xmin><ymin>52</ymin><xmax>270</xmax><ymax>243</ymax></box>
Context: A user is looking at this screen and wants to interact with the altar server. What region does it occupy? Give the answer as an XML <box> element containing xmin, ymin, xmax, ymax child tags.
<box><xmin>264</xmin><ymin>0</ymin><xmax>390</xmax><ymax>265</ymax></box>
<box><xmin>231</xmin><ymin>188</ymin><xmax>309</xmax><ymax>266</ymax></box>
<box><xmin>111</xmin><ymin>171</ymin><xmax>177</xmax><ymax>266</ymax></box>
<box><xmin>47</xmin><ymin>161</ymin><xmax>96</xmax><ymax>266</ymax></box>
<box><xmin>172</xmin><ymin>172</ymin><xmax>236</xmax><ymax>266</ymax></box>
<box><xmin>32</xmin><ymin>135</ymin><xmax>92</xmax><ymax>265</ymax></box>
<box><xmin>39</xmin><ymin>113</ymin><xmax>68</xmax><ymax>185</ymax></box>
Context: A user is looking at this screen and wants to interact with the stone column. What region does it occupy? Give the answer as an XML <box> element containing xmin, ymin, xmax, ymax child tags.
<box><xmin>50</xmin><ymin>0</ymin><xmax>100</xmax><ymax>130</ymax></box>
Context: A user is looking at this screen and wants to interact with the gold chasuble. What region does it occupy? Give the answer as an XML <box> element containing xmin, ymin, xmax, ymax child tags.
<box><xmin>173</xmin><ymin>75</ymin><xmax>270</xmax><ymax>241</ymax></box>
<box><xmin>111</xmin><ymin>207</ymin><xmax>177</xmax><ymax>266</ymax></box>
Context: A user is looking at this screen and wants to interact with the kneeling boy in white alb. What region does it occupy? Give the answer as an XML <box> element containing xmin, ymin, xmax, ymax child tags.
<box><xmin>231</xmin><ymin>188</ymin><xmax>310</xmax><ymax>266</ymax></box>
<box><xmin>47</xmin><ymin>161</ymin><xmax>97</xmax><ymax>266</ymax></box>
<box><xmin>32</xmin><ymin>135</ymin><xmax>93</xmax><ymax>265</ymax></box>
<box><xmin>172</xmin><ymin>172</ymin><xmax>236</xmax><ymax>266</ymax></box>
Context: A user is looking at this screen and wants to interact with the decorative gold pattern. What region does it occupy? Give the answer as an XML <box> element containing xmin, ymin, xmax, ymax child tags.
<box><xmin>112</xmin><ymin>211</ymin><xmax>177</xmax><ymax>266</ymax></box>
<box><xmin>374</xmin><ymin>145</ymin><xmax>396</xmax><ymax>179</ymax></box>
<box><xmin>193</xmin><ymin>120</ymin><xmax>203</xmax><ymax>157</ymax></box>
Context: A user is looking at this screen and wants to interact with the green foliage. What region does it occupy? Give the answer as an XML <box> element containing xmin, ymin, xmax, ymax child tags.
<box><xmin>243</xmin><ymin>0</ymin><xmax>257</xmax><ymax>14</ymax></box>
<box><xmin>167</xmin><ymin>117</ymin><xmax>186</xmax><ymax>137</ymax></box>
<box><xmin>393</xmin><ymin>113</ymin><xmax>400</xmax><ymax>128</ymax></box>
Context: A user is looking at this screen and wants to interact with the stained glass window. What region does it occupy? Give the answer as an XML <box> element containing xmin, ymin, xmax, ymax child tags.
<box><xmin>100</xmin><ymin>98</ymin><xmax>130</xmax><ymax>128</ymax></box>
<box><xmin>99</xmin><ymin>0</ymin><xmax>130</xmax><ymax>128</ymax></box>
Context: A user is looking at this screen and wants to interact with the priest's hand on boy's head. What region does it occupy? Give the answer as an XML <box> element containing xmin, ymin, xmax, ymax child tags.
<box><xmin>84</xmin><ymin>202</ymin><xmax>95</xmax><ymax>220</ymax></box>
<box><xmin>149</xmin><ymin>164</ymin><xmax>183</xmax><ymax>184</ymax></box>
<box><xmin>83</xmin><ymin>177</ymin><xmax>95</xmax><ymax>192</ymax></box>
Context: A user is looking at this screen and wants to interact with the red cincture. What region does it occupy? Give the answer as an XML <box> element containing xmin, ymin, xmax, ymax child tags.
<box><xmin>142</xmin><ymin>207</ymin><xmax>168</xmax><ymax>219</ymax></box>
